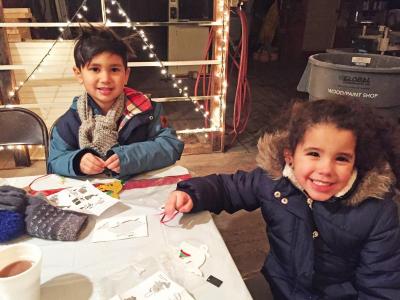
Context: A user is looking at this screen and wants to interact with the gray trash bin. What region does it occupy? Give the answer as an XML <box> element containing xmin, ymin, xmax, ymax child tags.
<box><xmin>297</xmin><ymin>53</ymin><xmax>400</xmax><ymax>122</ymax></box>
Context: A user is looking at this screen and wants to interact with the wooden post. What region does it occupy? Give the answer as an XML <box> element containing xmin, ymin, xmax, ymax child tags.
<box><xmin>0</xmin><ymin>0</ymin><xmax>18</xmax><ymax>105</ymax></box>
<box><xmin>210</xmin><ymin>0</ymin><xmax>229</xmax><ymax>152</ymax></box>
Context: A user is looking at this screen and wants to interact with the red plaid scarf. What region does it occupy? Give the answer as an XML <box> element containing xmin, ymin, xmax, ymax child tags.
<box><xmin>118</xmin><ymin>87</ymin><xmax>153</xmax><ymax>131</ymax></box>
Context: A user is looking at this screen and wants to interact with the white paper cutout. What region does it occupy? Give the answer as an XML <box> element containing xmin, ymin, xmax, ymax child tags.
<box><xmin>92</xmin><ymin>216</ymin><xmax>148</xmax><ymax>242</ymax></box>
<box><xmin>47</xmin><ymin>181</ymin><xmax>119</xmax><ymax>216</ymax></box>
<box><xmin>111</xmin><ymin>271</ymin><xmax>194</xmax><ymax>300</ymax></box>
<box><xmin>178</xmin><ymin>241</ymin><xmax>209</xmax><ymax>277</ymax></box>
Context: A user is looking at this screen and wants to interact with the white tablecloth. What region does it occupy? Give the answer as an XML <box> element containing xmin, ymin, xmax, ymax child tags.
<box><xmin>1</xmin><ymin>166</ymin><xmax>253</xmax><ymax>300</ymax></box>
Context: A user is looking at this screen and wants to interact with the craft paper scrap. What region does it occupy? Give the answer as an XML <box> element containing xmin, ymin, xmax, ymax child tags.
<box><xmin>111</xmin><ymin>271</ymin><xmax>194</xmax><ymax>300</ymax></box>
<box><xmin>92</xmin><ymin>216</ymin><xmax>148</xmax><ymax>242</ymax></box>
<box><xmin>47</xmin><ymin>181</ymin><xmax>119</xmax><ymax>216</ymax></box>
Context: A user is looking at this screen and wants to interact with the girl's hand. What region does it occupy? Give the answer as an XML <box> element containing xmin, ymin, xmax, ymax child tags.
<box><xmin>104</xmin><ymin>154</ymin><xmax>120</xmax><ymax>174</ymax></box>
<box><xmin>164</xmin><ymin>191</ymin><xmax>193</xmax><ymax>216</ymax></box>
<box><xmin>80</xmin><ymin>153</ymin><xmax>105</xmax><ymax>175</ymax></box>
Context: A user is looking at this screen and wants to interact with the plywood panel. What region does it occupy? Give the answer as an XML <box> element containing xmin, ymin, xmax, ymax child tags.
<box><xmin>302</xmin><ymin>0</ymin><xmax>341</xmax><ymax>51</ymax></box>
<box><xmin>9</xmin><ymin>41</ymin><xmax>79</xmax><ymax>125</ymax></box>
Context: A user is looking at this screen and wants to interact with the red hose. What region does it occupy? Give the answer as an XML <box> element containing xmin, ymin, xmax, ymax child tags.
<box><xmin>194</xmin><ymin>7</ymin><xmax>251</xmax><ymax>145</ymax></box>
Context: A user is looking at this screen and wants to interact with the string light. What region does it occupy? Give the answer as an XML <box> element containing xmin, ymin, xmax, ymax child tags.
<box><xmin>6</xmin><ymin>0</ymin><xmax>229</xmax><ymax>136</ymax></box>
<box><xmin>109</xmin><ymin>0</ymin><xmax>226</xmax><ymax>134</ymax></box>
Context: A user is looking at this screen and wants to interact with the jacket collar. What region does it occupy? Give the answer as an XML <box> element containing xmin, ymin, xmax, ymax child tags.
<box><xmin>256</xmin><ymin>131</ymin><xmax>395</xmax><ymax>206</ymax></box>
<box><xmin>118</xmin><ymin>87</ymin><xmax>152</xmax><ymax>131</ymax></box>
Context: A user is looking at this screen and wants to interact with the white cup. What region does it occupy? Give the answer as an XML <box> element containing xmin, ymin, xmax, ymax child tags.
<box><xmin>0</xmin><ymin>243</ymin><xmax>42</xmax><ymax>300</ymax></box>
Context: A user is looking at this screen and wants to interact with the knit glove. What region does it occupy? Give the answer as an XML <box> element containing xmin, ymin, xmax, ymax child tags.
<box><xmin>25</xmin><ymin>196</ymin><xmax>88</xmax><ymax>241</ymax></box>
<box><xmin>0</xmin><ymin>210</ymin><xmax>26</xmax><ymax>242</ymax></box>
<box><xmin>0</xmin><ymin>185</ymin><xmax>28</xmax><ymax>212</ymax></box>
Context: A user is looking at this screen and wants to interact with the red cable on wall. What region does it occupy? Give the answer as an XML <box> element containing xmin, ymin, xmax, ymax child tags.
<box><xmin>194</xmin><ymin>7</ymin><xmax>251</xmax><ymax>147</ymax></box>
<box><xmin>228</xmin><ymin>7</ymin><xmax>252</xmax><ymax>146</ymax></box>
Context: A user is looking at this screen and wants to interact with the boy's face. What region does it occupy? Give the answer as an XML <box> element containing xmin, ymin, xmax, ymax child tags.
<box><xmin>285</xmin><ymin>123</ymin><xmax>356</xmax><ymax>201</ymax></box>
<box><xmin>73</xmin><ymin>51</ymin><xmax>130</xmax><ymax>113</ymax></box>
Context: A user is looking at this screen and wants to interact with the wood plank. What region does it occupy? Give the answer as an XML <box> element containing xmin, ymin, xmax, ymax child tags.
<box><xmin>0</xmin><ymin>1</ymin><xmax>18</xmax><ymax>104</ymax></box>
<box><xmin>7</xmin><ymin>34</ymin><xmax>21</xmax><ymax>42</ymax></box>
<box><xmin>3</xmin><ymin>8</ymin><xmax>32</xmax><ymax>19</ymax></box>
<box><xmin>6</xmin><ymin>28</ymin><xmax>19</xmax><ymax>34</ymax></box>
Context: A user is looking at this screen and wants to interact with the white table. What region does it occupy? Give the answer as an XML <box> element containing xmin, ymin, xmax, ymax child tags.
<box><xmin>2</xmin><ymin>167</ymin><xmax>253</xmax><ymax>300</ymax></box>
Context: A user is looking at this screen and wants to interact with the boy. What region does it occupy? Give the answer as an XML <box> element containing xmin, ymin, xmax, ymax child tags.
<box><xmin>48</xmin><ymin>26</ymin><xmax>184</xmax><ymax>178</ymax></box>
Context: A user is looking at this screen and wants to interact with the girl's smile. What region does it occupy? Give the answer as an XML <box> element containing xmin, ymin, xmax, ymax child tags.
<box><xmin>286</xmin><ymin>123</ymin><xmax>356</xmax><ymax>201</ymax></box>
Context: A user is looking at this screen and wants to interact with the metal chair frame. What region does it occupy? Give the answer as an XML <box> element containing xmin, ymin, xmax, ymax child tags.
<box><xmin>0</xmin><ymin>107</ymin><xmax>49</xmax><ymax>168</ymax></box>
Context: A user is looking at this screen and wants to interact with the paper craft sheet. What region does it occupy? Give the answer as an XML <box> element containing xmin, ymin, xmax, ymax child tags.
<box><xmin>47</xmin><ymin>181</ymin><xmax>119</xmax><ymax>216</ymax></box>
<box><xmin>92</xmin><ymin>216</ymin><xmax>148</xmax><ymax>242</ymax></box>
<box><xmin>112</xmin><ymin>271</ymin><xmax>194</xmax><ymax>300</ymax></box>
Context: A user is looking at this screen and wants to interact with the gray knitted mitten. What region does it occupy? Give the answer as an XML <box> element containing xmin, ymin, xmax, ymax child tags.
<box><xmin>25</xmin><ymin>196</ymin><xmax>88</xmax><ymax>241</ymax></box>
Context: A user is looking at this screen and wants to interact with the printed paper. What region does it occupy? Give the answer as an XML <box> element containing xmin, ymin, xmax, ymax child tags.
<box><xmin>47</xmin><ymin>181</ymin><xmax>119</xmax><ymax>216</ymax></box>
<box><xmin>92</xmin><ymin>216</ymin><xmax>148</xmax><ymax>242</ymax></box>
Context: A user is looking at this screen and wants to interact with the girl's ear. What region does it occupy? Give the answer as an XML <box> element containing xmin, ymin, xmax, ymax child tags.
<box><xmin>73</xmin><ymin>66</ymin><xmax>83</xmax><ymax>84</ymax></box>
<box><xmin>284</xmin><ymin>148</ymin><xmax>293</xmax><ymax>166</ymax></box>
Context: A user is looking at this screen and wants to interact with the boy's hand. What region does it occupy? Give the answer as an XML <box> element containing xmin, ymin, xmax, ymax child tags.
<box><xmin>164</xmin><ymin>191</ymin><xmax>193</xmax><ymax>216</ymax></box>
<box><xmin>104</xmin><ymin>154</ymin><xmax>120</xmax><ymax>174</ymax></box>
<box><xmin>80</xmin><ymin>153</ymin><xmax>105</xmax><ymax>175</ymax></box>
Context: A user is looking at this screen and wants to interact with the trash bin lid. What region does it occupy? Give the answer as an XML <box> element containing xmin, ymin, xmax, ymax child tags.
<box><xmin>309</xmin><ymin>53</ymin><xmax>400</xmax><ymax>74</ymax></box>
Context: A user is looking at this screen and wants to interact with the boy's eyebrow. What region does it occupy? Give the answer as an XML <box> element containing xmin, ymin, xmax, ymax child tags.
<box><xmin>87</xmin><ymin>63</ymin><xmax>124</xmax><ymax>67</ymax></box>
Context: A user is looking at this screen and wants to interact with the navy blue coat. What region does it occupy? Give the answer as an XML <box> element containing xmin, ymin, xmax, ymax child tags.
<box><xmin>177</xmin><ymin>133</ymin><xmax>400</xmax><ymax>299</ymax></box>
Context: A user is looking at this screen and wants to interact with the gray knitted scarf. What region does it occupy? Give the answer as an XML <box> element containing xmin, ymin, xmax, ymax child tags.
<box><xmin>77</xmin><ymin>92</ymin><xmax>125</xmax><ymax>157</ymax></box>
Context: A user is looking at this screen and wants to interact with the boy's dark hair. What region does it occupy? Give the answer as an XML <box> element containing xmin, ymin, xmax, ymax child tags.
<box><xmin>74</xmin><ymin>25</ymin><xmax>130</xmax><ymax>69</ymax></box>
<box><xmin>286</xmin><ymin>99</ymin><xmax>400</xmax><ymax>187</ymax></box>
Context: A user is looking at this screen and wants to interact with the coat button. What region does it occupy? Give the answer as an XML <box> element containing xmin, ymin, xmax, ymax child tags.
<box><xmin>281</xmin><ymin>198</ymin><xmax>288</xmax><ymax>204</ymax></box>
<box><xmin>312</xmin><ymin>231</ymin><xmax>319</xmax><ymax>239</ymax></box>
<box><xmin>149</xmin><ymin>115</ymin><xmax>154</xmax><ymax>120</ymax></box>
<box><xmin>274</xmin><ymin>191</ymin><xmax>281</xmax><ymax>198</ymax></box>
<box><xmin>307</xmin><ymin>198</ymin><xmax>313</xmax><ymax>208</ymax></box>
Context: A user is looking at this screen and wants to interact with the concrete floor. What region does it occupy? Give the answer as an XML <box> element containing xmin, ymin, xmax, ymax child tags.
<box><xmin>0</xmin><ymin>59</ymin><xmax>307</xmax><ymax>299</ymax></box>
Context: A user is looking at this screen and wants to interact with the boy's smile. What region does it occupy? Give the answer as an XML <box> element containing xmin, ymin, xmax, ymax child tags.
<box><xmin>286</xmin><ymin>123</ymin><xmax>356</xmax><ymax>201</ymax></box>
<box><xmin>73</xmin><ymin>51</ymin><xmax>130</xmax><ymax>114</ymax></box>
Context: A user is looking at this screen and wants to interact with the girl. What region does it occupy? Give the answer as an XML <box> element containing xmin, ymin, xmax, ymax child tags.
<box><xmin>164</xmin><ymin>99</ymin><xmax>400</xmax><ymax>299</ymax></box>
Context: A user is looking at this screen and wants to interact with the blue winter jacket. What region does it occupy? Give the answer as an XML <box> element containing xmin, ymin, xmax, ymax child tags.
<box><xmin>177</xmin><ymin>132</ymin><xmax>400</xmax><ymax>299</ymax></box>
<box><xmin>48</xmin><ymin>88</ymin><xmax>184</xmax><ymax>178</ymax></box>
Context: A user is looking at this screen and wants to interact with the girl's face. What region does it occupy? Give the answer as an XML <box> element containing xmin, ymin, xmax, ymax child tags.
<box><xmin>73</xmin><ymin>52</ymin><xmax>130</xmax><ymax>114</ymax></box>
<box><xmin>286</xmin><ymin>123</ymin><xmax>356</xmax><ymax>201</ymax></box>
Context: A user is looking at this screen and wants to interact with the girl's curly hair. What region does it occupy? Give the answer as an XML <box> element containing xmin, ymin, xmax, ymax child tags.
<box><xmin>286</xmin><ymin>99</ymin><xmax>400</xmax><ymax>188</ymax></box>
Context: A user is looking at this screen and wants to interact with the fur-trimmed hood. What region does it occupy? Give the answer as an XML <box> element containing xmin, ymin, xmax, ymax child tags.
<box><xmin>256</xmin><ymin>131</ymin><xmax>396</xmax><ymax>206</ymax></box>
